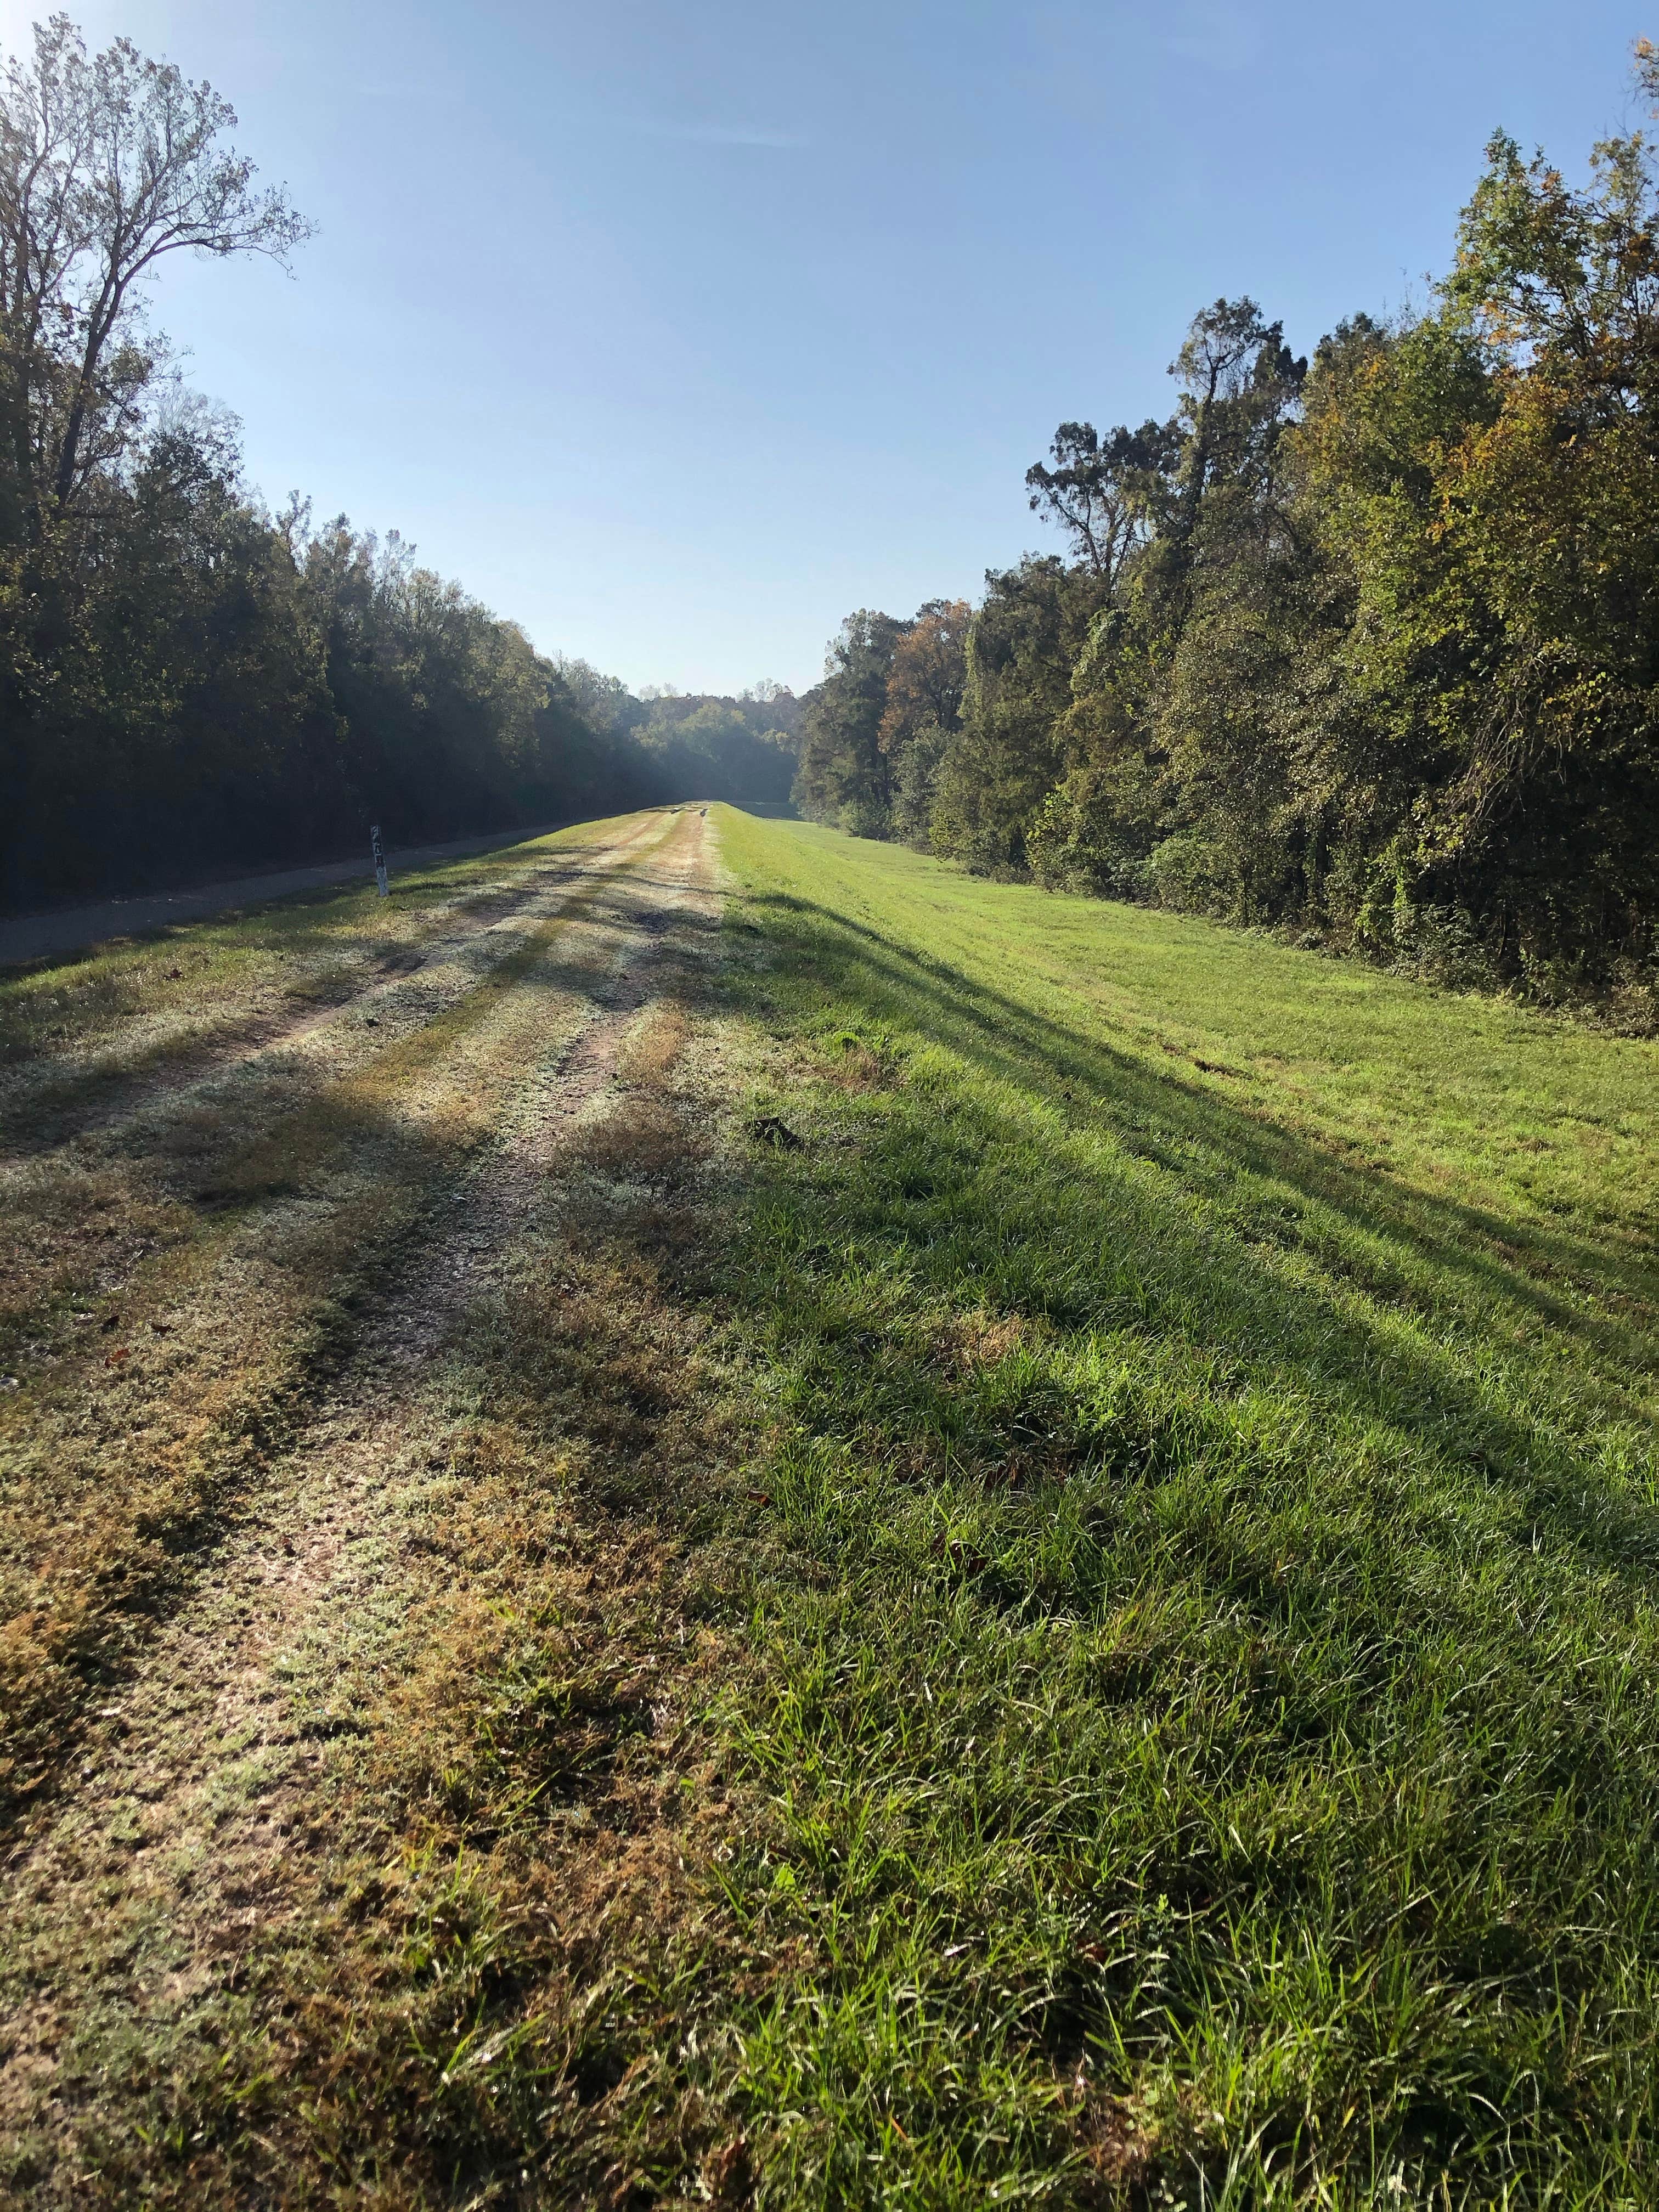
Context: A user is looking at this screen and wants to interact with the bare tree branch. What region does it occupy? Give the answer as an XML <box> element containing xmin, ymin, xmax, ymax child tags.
<box><xmin>0</xmin><ymin>13</ymin><xmax>311</xmax><ymax>539</ymax></box>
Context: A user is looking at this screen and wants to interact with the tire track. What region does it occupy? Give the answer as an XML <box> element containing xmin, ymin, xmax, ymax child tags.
<box><xmin>0</xmin><ymin>811</ymin><xmax>721</xmax><ymax>2194</ymax></box>
<box><xmin>0</xmin><ymin>817</ymin><xmax>665</xmax><ymax>1164</ymax></box>
<box><xmin>0</xmin><ymin>815</ymin><xmax>689</xmax><ymax>1825</ymax></box>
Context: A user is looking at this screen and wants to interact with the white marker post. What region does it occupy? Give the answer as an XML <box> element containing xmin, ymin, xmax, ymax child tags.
<box><xmin>370</xmin><ymin>823</ymin><xmax>389</xmax><ymax>898</ymax></box>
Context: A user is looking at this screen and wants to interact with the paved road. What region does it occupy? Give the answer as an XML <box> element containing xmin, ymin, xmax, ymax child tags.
<box><xmin>0</xmin><ymin>823</ymin><xmax>566</xmax><ymax>968</ymax></box>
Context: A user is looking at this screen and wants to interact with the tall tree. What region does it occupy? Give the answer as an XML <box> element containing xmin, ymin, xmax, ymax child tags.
<box><xmin>932</xmin><ymin>558</ymin><xmax>1101</xmax><ymax>874</ymax></box>
<box><xmin>878</xmin><ymin>597</ymin><xmax>971</xmax><ymax>845</ymax></box>
<box><xmin>1025</xmin><ymin>420</ymin><xmax>1175</xmax><ymax>589</ymax></box>
<box><xmin>793</xmin><ymin>609</ymin><xmax>908</xmax><ymax>835</ymax></box>
<box><xmin>878</xmin><ymin>597</ymin><xmax>970</xmax><ymax>750</ymax></box>
<box><xmin>0</xmin><ymin>14</ymin><xmax>309</xmax><ymax>541</ymax></box>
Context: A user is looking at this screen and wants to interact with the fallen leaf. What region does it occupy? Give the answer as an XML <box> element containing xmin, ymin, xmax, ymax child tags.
<box><xmin>707</xmin><ymin>2135</ymin><xmax>752</xmax><ymax>2203</ymax></box>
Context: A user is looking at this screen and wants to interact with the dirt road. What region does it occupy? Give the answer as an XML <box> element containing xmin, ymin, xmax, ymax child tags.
<box><xmin>0</xmin><ymin>807</ymin><xmax>736</xmax><ymax>2203</ymax></box>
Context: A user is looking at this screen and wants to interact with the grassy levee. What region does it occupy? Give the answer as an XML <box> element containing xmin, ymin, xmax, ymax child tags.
<box><xmin>5</xmin><ymin>803</ymin><xmax>1658</xmax><ymax>2207</ymax></box>
<box><xmin>0</xmin><ymin>812</ymin><xmax>675</xmax><ymax>1818</ymax></box>
<box><xmin>707</xmin><ymin>809</ymin><xmax>1659</xmax><ymax>2205</ymax></box>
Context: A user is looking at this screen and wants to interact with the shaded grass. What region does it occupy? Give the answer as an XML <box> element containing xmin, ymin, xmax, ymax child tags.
<box><xmin>0</xmin><ymin>820</ymin><xmax>614</xmax><ymax>1065</ymax></box>
<box><xmin>0</xmin><ymin>815</ymin><xmax>674</xmax><ymax>1819</ymax></box>
<box><xmin>0</xmin><ymin>813</ymin><xmax>668</xmax><ymax>1160</ymax></box>
<box><xmin>0</xmin><ymin>814</ymin><xmax>657</xmax><ymax>1364</ymax></box>
<box><xmin>7</xmin><ymin>911</ymin><xmax>760</xmax><ymax>2210</ymax></box>
<box><xmin>700</xmin><ymin>810</ymin><xmax>1659</xmax><ymax>2206</ymax></box>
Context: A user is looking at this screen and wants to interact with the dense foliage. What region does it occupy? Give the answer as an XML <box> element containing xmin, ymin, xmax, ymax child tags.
<box><xmin>795</xmin><ymin>55</ymin><xmax>1659</xmax><ymax>1007</ymax></box>
<box><xmin>630</xmin><ymin>682</ymin><xmax>802</xmax><ymax>806</ymax></box>
<box><xmin>0</xmin><ymin>19</ymin><xmax>797</xmax><ymax>909</ymax></box>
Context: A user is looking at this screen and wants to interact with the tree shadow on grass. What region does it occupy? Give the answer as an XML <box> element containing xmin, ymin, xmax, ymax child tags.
<box><xmin>0</xmin><ymin>846</ymin><xmax>681</xmax><ymax>1154</ymax></box>
<box><xmin>726</xmin><ymin>891</ymin><xmax>1659</xmax><ymax>1585</ymax></box>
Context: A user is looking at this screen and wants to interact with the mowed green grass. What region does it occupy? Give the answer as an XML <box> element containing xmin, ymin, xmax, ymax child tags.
<box><xmin>706</xmin><ymin>809</ymin><xmax>1659</xmax><ymax>2206</ymax></box>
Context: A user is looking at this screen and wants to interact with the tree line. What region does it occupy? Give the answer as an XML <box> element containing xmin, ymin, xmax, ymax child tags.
<box><xmin>795</xmin><ymin>47</ymin><xmax>1659</xmax><ymax>1007</ymax></box>
<box><xmin>0</xmin><ymin>18</ymin><xmax>797</xmax><ymax>910</ymax></box>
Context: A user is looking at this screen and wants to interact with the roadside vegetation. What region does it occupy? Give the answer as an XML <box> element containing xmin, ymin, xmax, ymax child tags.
<box><xmin>0</xmin><ymin>21</ymin><xmax>799</xmax><ymax>910</ymax></box>
<box><xmin>4</xmin><ymin>4</ymin><xmax>1657</xmax><ymax>2203</ymax></box>
<box><xmin>1</xmin><ymin>809</ymin><xmax>753</xmax><ymax>2204</ymax></box>
<box><xmin>794</xmin><ymin>44</ymin><xmax>1659</xmax><ymax>1018</ymax></box>
<box><xmin>4</xmin><ymin>806</ymin><xmax>1654</xmax><ymax>2207</ymax></box>
<box><xmin>0</xmin><ymin>814</ymin><xmax>670</xmax><ymax>1813</ymax></box>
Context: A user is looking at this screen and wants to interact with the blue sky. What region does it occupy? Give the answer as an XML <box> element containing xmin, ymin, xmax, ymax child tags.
<box><xmin>0</xmin><ymin>0</ymin><xmax>1643</xmax><ymax>692</ymax></box>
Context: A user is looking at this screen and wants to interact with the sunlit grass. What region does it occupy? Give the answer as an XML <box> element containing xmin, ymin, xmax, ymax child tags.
<box><xmin>705</xmin><ymin>807</ymin><xmax>1659</xmax><ymax>2205</ymax></box>
<box><xmin>0</xmin><ymin>813</ymin><xmax>672</xmax><ymax>1814</ymax></box>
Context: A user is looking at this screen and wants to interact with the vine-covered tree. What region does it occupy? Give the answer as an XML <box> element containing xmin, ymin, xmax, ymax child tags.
<box><xmin>816</xmin><ymin>41</ymin><xmax>1659</xmax><ymax>1005</ymax></box>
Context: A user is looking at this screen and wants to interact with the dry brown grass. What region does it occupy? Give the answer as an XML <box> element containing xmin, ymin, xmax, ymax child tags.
<box><xmin>1074</xmin><ymin>2094</ymin><xmax>1158</xmax><ymax>2198</ymax></box>
<box><xmin>933</xmin><ymin>1306</ymin><xmax>1035</xmax><ymax>1372</ymax></box>
<box><xmin>185</xmin><ymin>1394</ymin><xmax>743</xmax><ymax>2209</ymax></box>
<box><xmin>31</xmin><ymin>1285</ymin><xmax>752</xmax><ymax>2207</ymax></box>
<box><xmin>816</xmin><ymin>1028</ymin><xmax>901</xmax><ymax>1093</ymax></box>
<box><xmin>0</xmin><ymin>1161</ymin><xmax>183</xmax><ymax>1347</ymax></box>
<box><xmin>616</xmin><ymin>999</ymin><xmax>692</xmax><ymax>1088</ymax></box>
<box><xmin>563</xmin><ymin>1097</ymin><xmax>704</xmax><ymax>1190</ymax></box>
<box><xmin>0</xmin><ymin>822</ymin><xmax>676</xmax><ymax>1822</ymax></box>
<box><xmin>1</xmin><ymin>806</ymin><xmax>759</xmax><ymax>2209</ymax></box>
<box><xmin>0</xmin><ymin>836</ymin><xmax>612</xmax><ymax>1154</ymax></box>
<box><xmin>139</xmin><ymin>1215</ymin><xmax>732</xmax><ymax>2197</ymax></box>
